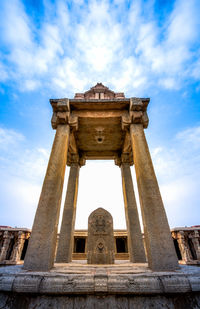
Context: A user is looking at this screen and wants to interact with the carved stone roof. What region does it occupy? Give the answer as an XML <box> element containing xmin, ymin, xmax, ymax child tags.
<box><xmin>74</xmin><ymin>83</ymin><xmax>125</xmax><ymax>100</ymax></box>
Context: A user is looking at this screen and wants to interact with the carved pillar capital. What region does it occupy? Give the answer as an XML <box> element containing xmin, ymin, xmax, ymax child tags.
<box><xmin>50</xmin><ymin>98</ymin><xmax>78</xmax><ymax>131</ymax></box>
<box><xmin>67</xmin><ymin>153</ymin><xmax>86</xmax><ymax>167</ymax></box>
<box><xmin>121</xmin><ymin>98</ymin><xmax>149</xmax><ymax>131</ymax></box>
<box><xmin>115</xmin><ymin>153</ymin><xmax>133</xmax><ymax>167</ymax></box>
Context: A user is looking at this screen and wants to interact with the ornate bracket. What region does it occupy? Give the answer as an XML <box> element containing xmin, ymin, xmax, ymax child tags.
<box><xmin>50</xmin><ymin>98</ymin><xmax>78</xmax><ymax>131</ymax></box>
<box><xmin>121</xmin><ymin>97</ymin><xmax>149</xmax><ymax>131</ymax></box>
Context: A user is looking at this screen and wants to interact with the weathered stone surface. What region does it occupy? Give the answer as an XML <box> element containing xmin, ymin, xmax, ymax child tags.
<box><xmin>1</xmin><ymin>292</ymin><xmax>200</xmax><ymax>309</ymax></box>
<box><xmin>121</xmin><ymin>162</ymin><xmax>146</xmax><ymax>263</ymax></box>
<box><xmin>0</xmin><ymin>264</ymin><xmax>200</xmax><ymax>300</ymax></box>
<box><xmin>0</xmin><ymin>232</ymin><xmax>11</xmax><ymax>262</ymax></box>
<box><xmin>87</xmin><ymin>208</ymin><xmax>115</xmax><ymax>264</ymax></box>
<box><xmin>23</xmin><ymin>124</ymin><xmax>70</xmax><ymax>271</ymax></box>
<box><xmin>130</xmin><ymin>123</ymin><xmax>179</xmax><ymax>271</ymax></box>
<box><xmin>56</xmin><ymin>163</ymin><xmax>80</xmax><ymax>263</ymax></box>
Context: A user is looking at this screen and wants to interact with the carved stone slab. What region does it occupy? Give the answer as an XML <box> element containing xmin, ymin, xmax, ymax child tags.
<box><xmin>87</xmin><ymin>208</ymin><xmax>115</xmax><ymax>264</ymax></box>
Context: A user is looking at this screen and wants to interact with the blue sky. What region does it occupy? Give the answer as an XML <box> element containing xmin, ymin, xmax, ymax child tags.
<box><xmin>0</xmin><ymin>0</ymin><xmax>200</xmax><ymax>230</ymax></box>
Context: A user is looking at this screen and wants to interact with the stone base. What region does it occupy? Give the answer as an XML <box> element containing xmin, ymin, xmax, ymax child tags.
<box><xmin>1</xmin><ymin>292</ymin><xmax>200</xmax><ymax>309</ymax></box>
<box><xmin>0</xmin><ymin>261</ymin><xmax>200</xmax><ymax>308</ymax></box>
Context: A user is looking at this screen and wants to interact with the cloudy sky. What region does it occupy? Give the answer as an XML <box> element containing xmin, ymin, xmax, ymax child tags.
<box><xmin>0</xmin><ymin>0</ymin><xmax>200</xmax><ymax>230</ymax></box>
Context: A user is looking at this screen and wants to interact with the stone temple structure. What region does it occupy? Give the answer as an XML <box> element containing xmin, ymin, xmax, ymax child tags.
<box><xmin>23</xmin><ymin>82</ymin><xmax>178</xmax><ymax>272</ymax></box>
<box><xmin>1</xmin><ymin>84</ymin><xmax>200</xmax><ymax>308</ymax></box>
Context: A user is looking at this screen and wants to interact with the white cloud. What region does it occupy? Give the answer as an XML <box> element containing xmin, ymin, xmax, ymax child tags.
<box><xmin>0</xmin><ymin>0</ymin><xmax>199</xmax><ymax>95</ymax></box>
<box><xmin>151</xmin><ymin>125</ymin><xmax>200</xmax><ymax>227</ymax></box>
<box><xmin>0</xmin><ymin>126</ymin><xmax>50</xmax><ymax>227</ymax></box>
<box><xmin>0</xmin><ymin>127</ymin><xmax>24</xmax><ymax>150</ymax></box>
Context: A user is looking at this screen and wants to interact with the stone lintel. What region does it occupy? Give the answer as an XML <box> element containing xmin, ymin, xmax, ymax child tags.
<box><xmin>50</xmin><ymin>98</ymin><xmax>149</xmax><ymax>113</ymax></box>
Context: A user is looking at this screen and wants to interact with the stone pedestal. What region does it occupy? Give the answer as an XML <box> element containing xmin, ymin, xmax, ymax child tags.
<box><xmin>87</xmin><ymin>208</ymin><xmax>115</xmax><ymax>264</ymax></box>
<box><xmin>121</xmin><ymin>163</ymin><xmax>146</xmax><ymax>263</ymax></box>
<box><xmin>24</xmin><ymin>124</ymin><xmax>70</xmax><ymax>271</ymax></box>
<box><xmin>130</xmin><ymin>124</ymin><xmax>178</xmax><ymax>271</ymax></box>
<box><xmin>56</xmin><ymin>162</ymin><xmax>80</xmax><ymax>263</ymax></box>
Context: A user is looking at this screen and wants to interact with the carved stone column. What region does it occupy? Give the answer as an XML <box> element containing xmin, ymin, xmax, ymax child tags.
<box><xmin>0</xmin><ymin>231</ymin><xmax>11</xmax><ymax>262</ymax></box>
<box><xmin>177</xmin><ymin>231</ymin><xmax>191</xmax><ymax>262</ymax></box>
<box><xmin>24</xmin><ymin>124</ymin><xmax>70</xmax><ymax>271</ymax></box>
<box><xmin>130</xmin><ymin>123</ymin><xmax>178</xmax><ymax>271</ymax></box>
<box><xmin>190</xmin><ymin>231</ymin><xmax>200</xmax><ymax>260</ymax></box>
<box><xmin>56</xmin><ymin>156</ymin><xmax>80</xmax><ymax>263</ymax></box>
<box><xmin>121</xmin><ymin>158</ymin><xmax>146</xmax><ymax>263</ymax></box>
<box><xmin>11</xmin><ymin>231</ymin><xmax>25</xmax><ymax>263</ymax></box>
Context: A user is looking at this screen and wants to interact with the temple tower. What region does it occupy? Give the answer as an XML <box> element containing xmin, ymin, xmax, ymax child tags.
<box><xmin>24</xmin><ymin>83</ymin><xmax>178</xmax><ymax>271</ymax></box>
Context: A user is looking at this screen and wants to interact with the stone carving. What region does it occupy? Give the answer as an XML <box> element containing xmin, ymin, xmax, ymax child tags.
<box><xmin>87</xmin><ymin>208</ymin><xmax>115</xmax><ymax>264</ymax></box>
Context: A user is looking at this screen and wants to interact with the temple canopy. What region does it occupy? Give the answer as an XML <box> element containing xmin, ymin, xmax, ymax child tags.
<box><xmin>24</xmin><ymin>84</ymin><xmax>178</xmax><ymax>272</ymax></box>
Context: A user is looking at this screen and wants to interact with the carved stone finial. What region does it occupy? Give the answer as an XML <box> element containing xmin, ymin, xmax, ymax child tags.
<box><xmin>74</xmin><ymin>83</ymin><xmax>125</xmax><ymax>100</ymax></box>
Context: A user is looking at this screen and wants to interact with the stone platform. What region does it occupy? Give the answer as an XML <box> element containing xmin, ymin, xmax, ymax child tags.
<box><xmin>0</xmin><ymin>261</ymin><xmax>200</xmax><ymax>308</ymax></box>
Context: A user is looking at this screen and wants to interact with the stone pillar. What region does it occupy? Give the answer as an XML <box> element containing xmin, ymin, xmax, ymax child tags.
<box><xmin>56</xmin><ymin>160</ymin><xmax>80</xmax><ymax>263</ymax></box>
<box><xmin>24</xmin><ymin>124</ymin><xmax>70</xmax><ymax>271</ymax></box>
<box><xmin>190</xmin><ymin>231</ymin><xmax>200</xmax><ymax>260</ymax></box>
<box><xmin>177</xmin><ymin>231</ymin><xmax>191</xmax><ymax>262</ymax></box>
<box><xmin>0</xmin><ymin>231</ymin><xmax>11</xmax><ymax>262</ymax></box>
<box><xmin>11</xmin><ymin>231</ymin><xmax>25</xmax><ymax>263</ymax></box>
<box><xmin>121</xmin><ymin>162</ymin><xmax>146</xmax><ymax>263</ymax></box>
<box><xmin>130</xmin><ymin>124</ymin><xmax>178</xmax><ymax>271</ymax></box>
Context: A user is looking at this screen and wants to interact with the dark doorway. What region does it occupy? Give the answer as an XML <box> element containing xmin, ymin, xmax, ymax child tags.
<box><xmin>188</xmin><ymin>237</ymin><xmax>197</xmax><ymax>260</ymax></box>
<box><xmin>173</xmin><ymin>238</ymin><xmax>182</xmax><ymax>260</ymax></box>
<box><xmin>20</xmin><ymin>238</ymin><xmax>29</xmax><ymax>260</ymax></box>
<box><xmin>6</xmin><ymin>238</ymin><xmax>15</xmax><ymax>260</ymax></box>
<box><xmin>74</xmin><ymin>237</ymin><xmax>86</xmax><ymax>253</ymax></box>
<box><xmin>116</xmin><ymin>237</ymin><xmax>128</xmax><ymax>253</ymax></box>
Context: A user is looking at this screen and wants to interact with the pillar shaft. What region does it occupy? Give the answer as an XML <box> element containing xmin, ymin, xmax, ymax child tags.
<box><xmin>11</xmin><ymin>232</ymin><xmax>25</xmax><ymax>262</ymax></box>
<box><xmin>56</xmin><ymin>163</ymin><xmax>79</xmax><ymax>263</ymax></box>
<box><xmin>177</xmin><ymin>232</ymin><xmax>191</xmax><ymax>262</ymax></box>
<box><xmin>0</xmin><ymin>232</ymin><xmax>11</xmax><ymax>262</ymax></box>
<box><xmin>24</xmin><ymin>124</ymin><xmax>70</xmax><ymax>271</ymax></box>
<box><xmin>130</xmin><ymin>124</ymin><xmax>178</xmax><ymax>271</ymax></box>
<box><xmin>121</xmin><ymin>163</ymin><xmax>146</xmax><ymax>262</ymax></box>
<box><xmin>191</xmin><ymin>231</ymin><xmax>200</xmax><ymax>260</ymax></box>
